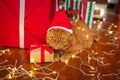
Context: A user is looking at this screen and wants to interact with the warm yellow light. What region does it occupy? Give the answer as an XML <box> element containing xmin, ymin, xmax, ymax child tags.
<box><xmin>88</xmin><ymin>57</ymin><xmax>91</xmax><ymax>60</ymax></box>
<box><xmin>114</xmin><ymin>37</ymin><xmax>118</xmax><ymax>40</ymax></box>
<box><xmin>29</xmin><ymin>71</ymin><xmax>34</xmax><ymax>77</ymax></box>
<box><xmin>7</xmin><ymin>75</ymin><xmax>12</xmax><ymax>79</ymax></box>
<box><xmin>108</xmin><ymin>31</ymin><xmax>113</xmax><ymax>34</ymax></box>
<box><xmin>99</xmin><ymin>21</ymin><xmax>103</xmax><ymax>24</ymax></box>
<box><xmin>91</xmin><ymin>67</ymin><xmax>95</xmax><ymax>70</ymax></box>
<box><xmin>114</xmin><ymin>25</ymin><xmax>117</xmax><ymax>28</ymax></box>
<box><xmin>86</xmin><ymin>34</ymin><xmax>89</xmax><ymax>39</ymax></box>
<box><xmin>95</xmin><ymin>52</ymin><xmax>98</xmax><ymax>55</ymax></box>
<box><xmin>93</xmin><ymin>21</ymin><xmax>96</xmax><ymax>24</ymax></box>
<box><xmin>33</xmin><ymin>68</ymin><xmax>38</xmax><ymax>70</ymax></box>
<box><xmin>65</xmin><ymin>60</ymin><xmax>69</xmax><ymax>64</ymax></box>
<box><xmin>82</xmin><ymin>28</ymin><xmax>85</xmax><ymax>31</ymax></box>
<box><xmin>77</xmin><ymin>27</ymin><xmax>81</xmax><ymax>30</ymax></box>
<box><xmin>2</xmin><ymin>50</ymin><xmax>5</xmax><ymax>53</ymax></box>
<box><xmin>31</xmin><ymin>58</ymin><xmax>35</xmax><ymax>63</ymax></box>
<box><xmin>111</xmin><ymin>23</ymin><xmax>114</xmax><ymax>26</ymax></box>
<box><xmin>52</xmin><ymin>71</ymin><xmax>57</xmax><ymax>74</ymax></box>
<box><xmin>72</xmin><ymin>55</ymin><xmax>76</xmax><ymax>58</ymax></box>
<box><xmin>75</xmin><ymin>19</ymin><xmax>78</xmax><ymax>22</ymax></box>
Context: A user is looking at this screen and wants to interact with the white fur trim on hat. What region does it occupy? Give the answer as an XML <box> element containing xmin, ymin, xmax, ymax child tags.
<box><xmin>47</xmin><ymin>26</ymin><xmax>73</xmax><ymax>34</ymax></box>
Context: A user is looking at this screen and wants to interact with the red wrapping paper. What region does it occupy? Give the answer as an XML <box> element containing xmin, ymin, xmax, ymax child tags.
<box><xmin>0</xmin><ymin>0</ymin><xmax>55</xmax><ymax>48</ymax></box>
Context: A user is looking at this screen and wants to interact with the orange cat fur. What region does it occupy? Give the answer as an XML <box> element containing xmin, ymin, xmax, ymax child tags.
<box><xmin>46</xmin><ymin>19</ymin><xmax>98</xmax><ymax>62</ymax></box>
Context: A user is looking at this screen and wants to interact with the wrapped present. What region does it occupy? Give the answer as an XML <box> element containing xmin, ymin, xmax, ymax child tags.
<box><xmin>27</xmin><ymin>44</ymin><xmax>54</xmax><ymax>63</ymax></box>
<box><xmin>65</xmin><ymin>0</ymin><xmax>80</xmax><ymax>19</ymax></box>
<box><xmin>56</xmin><ymin>0</ymin><xmax>95</xmax><ymax>28</ymax></box>
<box><xmin>0</xmin><ymin>0</ymin><xmax>55</xmax><ymax>48</ymax></box>
<box><xmin>80</xmin><ymin>1</ymin><xmax>95</xmax><ymax>28</ymax></box>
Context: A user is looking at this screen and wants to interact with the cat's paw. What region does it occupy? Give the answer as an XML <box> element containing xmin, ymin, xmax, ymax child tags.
<box><xmin>54</xmin><ymin>53</ymin><xmax>61</xmax><ymax>62</ymax></box>
<box><xmin>61</xmin><ymin>54</ymin><xmax>72</xmax><ymax>62</ymax></box>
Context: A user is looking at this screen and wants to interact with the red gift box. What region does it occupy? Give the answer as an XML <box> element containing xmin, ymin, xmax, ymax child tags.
<box><xmin>0</xmin><ymin>0</ymin><xmax>55</xmax><ymax>48</ymax></box>
<box><xmin>27</xmin><ymin>44</ymin><xmax>54</xmax><ymax>63</ymax></box>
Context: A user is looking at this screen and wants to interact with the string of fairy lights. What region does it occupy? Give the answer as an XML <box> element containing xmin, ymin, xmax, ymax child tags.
<box><xmin>0</xmin><ymin>20</ymin><xmax>120</xmax><ymax>80</ymax></box>
<box><xmin>0</xmin><ymin>49</ymin><xmax>10</xmax><ymax>56</ymax></box>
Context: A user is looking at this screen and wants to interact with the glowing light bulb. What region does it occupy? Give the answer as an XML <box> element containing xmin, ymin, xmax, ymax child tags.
<box><xmin>114</xmin><ymin>37</ymin><xmax>118</xmax><ymax>40</ymax></box>
<box><xmin>72</xmin><ymin>55</ymin><xmax>76</xmax><ymax>58</ymax></box>
<box><xmin>82</xmin><ymin>28</ymin><xmax>85</xmax><ymax>31</ymax></box>
<box><xmin>33</xmin><ymin>68</ymin><xmax>38</xmax><ymax>70</ymax></box>
<box><xmin>91</xmin><ymin>67</ymin><xmax>95</xmax><ymax>70</ymax></box>
<box><xmin>7</xmin><ymin>75</ymin><xmax>12</xmax><ymax>79</ymax></box>
<box><xmin>114</xmin><ymin>25</ymin><xmax>117</xmax><ymax>28</ymax></box>
<box><xmin>2</xmin><ymin>50</ymin><xmax>5</xmax><ymax>53</ymax></box>
<box><xmin>95</xmin><ymin>52</ymin><xmax>98</xmax><ymax>55</ymax></box>
<box><xmin>75</xmin><ymin>19</ymin><xmax>78</xmax><ymax>22</ymax></box>
<box><xmin>88</xmin><ymin>57</ymin><xmax>91</xmax><ymax>60</ymax></box>
<box><xmin>29</xmin><ymin>71</ymin><xmax>34</xmax><ymax>77</ymax></box>
<box><xmin>100</xmin><ymin>21</ymin><xmax>102</xmax><ymax>24</ymax></box>
<box><xmin>108</xmin><ymin>31</ymin><xmax>113</xmax><ymax>34</ymax></box>
<box><xmin>52</xmin><ymin>71</ymin><xmax>57</xmax><ymax>74</ymax></box>
<box><xmin>86</xmin><ymin>34</ymin><xmax>89</xmax><ymax>39</ymax></box>
<box><xmin>77</xmin><ymin>27</ymin><xmax>81</xmax><ymax>30</ymax></box>
<box><xmin>93</xmin><ymin>21</ymin><xmax>96</xmax><ymax>24</ymax></box>
<box><xmin>65</xmin><ymin>60</ymin><xmax>69</xmax><ymax>65</ymax></box>
<box><xmin>111</xmin><ymin>23</ymin><xmax>114</xmax><ymax>26</ymax></box>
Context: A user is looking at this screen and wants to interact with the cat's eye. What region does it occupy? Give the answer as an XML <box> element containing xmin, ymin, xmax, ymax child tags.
<box><xmin>61</xmin><ymin>37</ymin><xmax>66</xmax><ymax>41</ymax></box>
<box><xmin>49</xmin><ymin>36</ymin><xmax>55</xmax><ymax>40</ymax></box>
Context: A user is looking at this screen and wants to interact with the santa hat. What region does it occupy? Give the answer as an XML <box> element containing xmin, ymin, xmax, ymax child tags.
<box><xmin>48</xmin><ymin>10</ymin><xmax>73</xmax><ymax>34</ymax></box>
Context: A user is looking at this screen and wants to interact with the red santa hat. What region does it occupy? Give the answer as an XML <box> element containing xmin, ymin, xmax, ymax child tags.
<box><xmin>48</xmin><ymin>10</ymin><xmax>73</xmax><ymax>34</ymax></box>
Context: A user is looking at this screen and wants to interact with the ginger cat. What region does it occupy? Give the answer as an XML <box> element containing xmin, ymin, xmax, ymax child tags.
<box><xmin>46</xmin><ymin>19</ymin><xmax>99</xmax><ymax>62</ymax></box>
